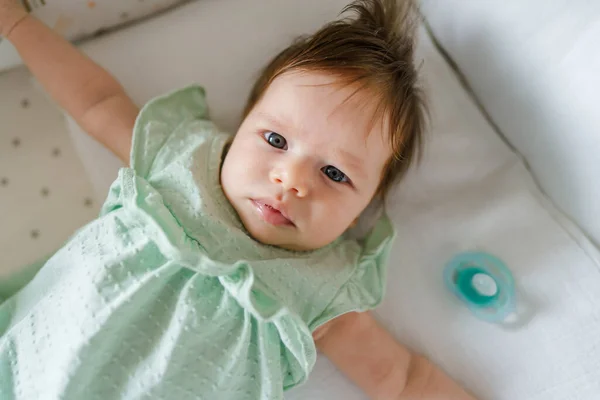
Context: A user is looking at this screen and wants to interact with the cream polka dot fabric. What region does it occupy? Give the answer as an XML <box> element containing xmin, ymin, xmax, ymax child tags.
<box><xmin>0</xmin><ymin>67</ymin><xmax>98</xmax><ymax>277</ymax></box>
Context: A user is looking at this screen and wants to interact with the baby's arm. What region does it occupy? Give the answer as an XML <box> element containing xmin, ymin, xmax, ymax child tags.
<box><xmin>314</xmin><ymin>312</ymin><xmax>477</xmax><ymax>400</ymax></box>
<box><xmin>0</xmin><ymin>2</ymin><xmax>136</xmax><ymax>163</ymax></box>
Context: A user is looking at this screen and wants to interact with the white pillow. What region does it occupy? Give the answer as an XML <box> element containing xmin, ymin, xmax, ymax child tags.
<box><xmin>420</xmin><ymin>0</ymin><xmax>600</xmax><ymax>247</ymax></box>
<box><xmin>0</xmin><ymin>0</ymin><xmax>190</xmax><ymax>72</ymax></box>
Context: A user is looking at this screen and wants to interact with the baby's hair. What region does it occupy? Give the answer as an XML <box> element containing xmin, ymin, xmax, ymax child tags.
<box><xmin>243</xmin><ymin>0</ymin><xmax>427</xmax><ymax>199</ymax></box>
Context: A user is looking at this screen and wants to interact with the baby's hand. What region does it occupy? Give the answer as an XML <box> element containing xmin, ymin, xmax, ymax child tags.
<box><xmin>0</xmin><ymin>0</ymin><xmax>27</xmax><ymax>38</ymax></box>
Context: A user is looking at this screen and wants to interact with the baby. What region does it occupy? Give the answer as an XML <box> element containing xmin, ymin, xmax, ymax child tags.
<box><xmin>0</xmin><ymin>0</ymin><xmax>476</xmax><ymax>399</ymax></box>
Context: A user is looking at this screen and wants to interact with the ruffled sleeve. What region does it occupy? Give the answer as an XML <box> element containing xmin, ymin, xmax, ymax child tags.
<box><xmin>130</xmin><ymin>85</ymin><xmax>209</xmax><ymax>178</ymax></box>
<box><xmin>308</xmin><ymin>215</ymin><xmax>396</xmax><ymax>331</ymax></box>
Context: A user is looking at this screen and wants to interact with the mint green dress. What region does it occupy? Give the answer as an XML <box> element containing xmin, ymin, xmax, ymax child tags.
<box><xmin>0</xmin><ymin>86</ymin><xmax>395</xmax><ymax>400</ymax></box>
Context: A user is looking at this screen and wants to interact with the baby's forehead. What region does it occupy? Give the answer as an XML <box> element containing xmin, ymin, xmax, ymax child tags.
<box><xmin>259</xmin><ymin>71</ymin><xmax>391</xmax><ymax>145</ymax></box>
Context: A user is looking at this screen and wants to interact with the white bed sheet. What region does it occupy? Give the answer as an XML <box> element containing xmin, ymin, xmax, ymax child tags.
<box><xmin>59</xmin><ymin>1</ymin><xmax>600</xmax><ymax>398</ymax></box>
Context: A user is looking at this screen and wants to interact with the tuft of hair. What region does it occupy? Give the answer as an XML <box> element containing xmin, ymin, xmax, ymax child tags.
<box><xmin>243</xmin><ymin>0</ymin><xmax>428</xmax><ymax>200</ymax></box>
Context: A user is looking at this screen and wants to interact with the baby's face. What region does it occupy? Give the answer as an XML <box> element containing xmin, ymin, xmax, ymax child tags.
<box><xmin>221</xmin><ymin>71</ymin><xmax>391</xmax><ymax>251</ymax></box>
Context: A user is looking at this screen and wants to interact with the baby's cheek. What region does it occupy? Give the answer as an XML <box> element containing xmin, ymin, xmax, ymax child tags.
<box><xmin>229</xmin><ymin>141</ymin><xmax>263</xmax><ymax>175</ymax></box>
<box><xmin>320</xmin><ymin>203</ymin><xmax>353</xmax><ymax>233</ymax></box>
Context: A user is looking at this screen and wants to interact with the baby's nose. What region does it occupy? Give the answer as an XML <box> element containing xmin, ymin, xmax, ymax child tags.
<box><xmin>270</xmin><ymin>161</ymin><xmax>311</xmax><ymax>197</ymax></box>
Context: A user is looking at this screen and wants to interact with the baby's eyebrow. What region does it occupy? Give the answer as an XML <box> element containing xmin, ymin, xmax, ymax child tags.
<box><xmin>337</xmin><ymin>148</ymin><xmax>362</xmax><ymax>168</ymax></box>
<box><xmin>334</xmin><ymin>149</ymin><xmax>367</xmax><ymax>179</ymax></box>
<box><xmin>254</xmin><ymin>111</ymin><xmax>293</xmax><ymax>135</ymax></box>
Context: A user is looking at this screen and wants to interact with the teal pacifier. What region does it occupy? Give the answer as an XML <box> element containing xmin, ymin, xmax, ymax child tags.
<box><xmin>444</xmin><ymin>251</ymin><xmax>516</xmax><ymax>323</ymax></box>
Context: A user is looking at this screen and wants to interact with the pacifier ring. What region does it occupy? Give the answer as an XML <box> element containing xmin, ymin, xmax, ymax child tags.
<box><xmin>444</xmin><ymin>252</ymin><xmax>517</xmax><ymax>323</ymax></box>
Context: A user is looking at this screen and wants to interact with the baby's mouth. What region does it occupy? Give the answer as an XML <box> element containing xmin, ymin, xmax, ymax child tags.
<box><xmin>250</xmin><ymin>199</ymin><xmax>295</xmax><ymax>227</ymax></box>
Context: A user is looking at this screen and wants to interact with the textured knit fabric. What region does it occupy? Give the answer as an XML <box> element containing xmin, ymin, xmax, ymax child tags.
<box><xmin>0</xmin><ymin>86</ymin><xmax>396</xmax><ymax>400</ymax></box>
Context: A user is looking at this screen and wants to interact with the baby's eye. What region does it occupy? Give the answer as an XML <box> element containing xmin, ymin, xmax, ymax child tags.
<box><xmin>264</xmin><ymin>132</ymin><xmax>287</xmax><ymax>150</ymax></box>
<box><xmin>322</xmin><ymin>165</ymin><xmax>349</xmax><ymax>183</ymax></box>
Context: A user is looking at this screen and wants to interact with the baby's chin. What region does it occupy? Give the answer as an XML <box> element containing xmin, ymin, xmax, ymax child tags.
<box><xmin>243</xmin><ymin>220</ymin><xmax>312</xmax><ymax>252</ymax></box>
